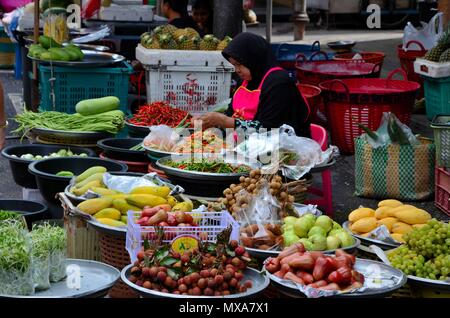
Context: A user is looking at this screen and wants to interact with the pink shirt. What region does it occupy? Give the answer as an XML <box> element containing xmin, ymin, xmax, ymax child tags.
<box><xmin>0</xmin><ymin>0</ymin><xmax>32</xmax><ymax>13</ymax></box>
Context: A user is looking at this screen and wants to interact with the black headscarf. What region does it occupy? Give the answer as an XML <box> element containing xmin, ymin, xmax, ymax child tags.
<box><xmin>222</xmin><ymin>33</ymin><xmax>278</xmax><ymax>90</ymax></box>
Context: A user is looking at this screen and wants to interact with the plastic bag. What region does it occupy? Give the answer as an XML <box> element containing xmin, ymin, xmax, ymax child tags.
<box><xmin>402</xmin><ymin>13</ymin><xmax>443</xmax><ymax>50</ymax></box>
<box><xmin>143</xmin><ymin>125</ymin><xmax>180</xmax><ymax>152</ymax></box>
<box><xmin>31</xmin><ymin>230</ymin><xmax>51</xmax><ymax>290</ymax></box>
<box><xmin>362</xmin><ymin>112</ymin><xmax>419</xmax><ymax>148</ymax></box>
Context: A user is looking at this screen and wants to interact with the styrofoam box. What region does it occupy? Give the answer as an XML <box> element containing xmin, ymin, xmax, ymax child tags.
<box><xmin>136</xmin><ymin>44</ymin><xmax>234</xmax><ymax>68</ymax></box>
<box><xmin>414</xmin><ymin>58</ymin><xmax>450</xmax><ymax>78</ymax></box>
<box><xmin>99</xmin><ymin>5</ymin><xmax>154</xmax><ymax>22</ymax></box>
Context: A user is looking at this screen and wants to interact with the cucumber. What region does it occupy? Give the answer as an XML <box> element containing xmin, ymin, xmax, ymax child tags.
<box><xmin>75</xmin><ymin>96</ymin><xmax>120</xmax><ymax>116</ymax></box>
<box><xmin>39</xmin><ymin>35</ymin><xmax>61</xmax><ymax>49</ymax></box>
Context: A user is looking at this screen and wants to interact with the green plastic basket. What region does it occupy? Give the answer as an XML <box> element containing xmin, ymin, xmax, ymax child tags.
<box><xmin>39</xmin><ymin>61</ymin><xmax>133</xmax><ymax>114</ymax></box>
<box><xmin>423</xmin><ymin>76</ymin><xmax>450</xmax><ymax>120</ymax></box>
<box><xmin>431</xmin><ymin>115</ymin><xmax>450</xmax><ymax>168</ymax></box>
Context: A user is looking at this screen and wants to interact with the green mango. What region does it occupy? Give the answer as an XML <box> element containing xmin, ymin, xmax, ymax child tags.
<box><xmin>63</xmin><ymin>48</ymin><xmax>79</xmax><ymax>61</ymax></box>
<box><xmin>48</xmin><ymin>48</ymin><xmax>71</xmax><ymax>61</ymax></box>
<box><xmin>39</xmin><ymin>51</ymin><xmax>53</xmax><ymax>61</ymax></box>
<box><xmin>65</xmin><ymin>44</ymin><xmax>84</xmax><ymax>60</ymax></box>
<box><xmin>39</xmin><ymin>35</ymin><xmax>61</xmax><ymax>49</ymax></box>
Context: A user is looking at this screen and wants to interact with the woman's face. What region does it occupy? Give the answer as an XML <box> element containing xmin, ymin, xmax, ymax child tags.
<box><xmin>229</xmin><ymin>57</ymin><xmax>252</xmax><ymax>81</ymax></box>
<box><xmin>192</xmin><ymin>8</ymin><xmax>209</xmax><ymax>25</ymax></box>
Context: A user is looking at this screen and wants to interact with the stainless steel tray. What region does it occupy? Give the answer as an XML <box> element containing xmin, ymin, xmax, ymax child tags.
<box><xmin>267</xmin><ymin>258</ymin><xmax>406</xmax><ymax>298</ymax></box>
<box><xmin>121</xmin><ymin>265</ymin><xmax>269</xmax><ymax>298</ymax></box>
<box><xmin>156</xmin><ymin>156</ymin><xmax>251</xmax><ymax>181</ymax></box>
<box><xmin>343</xmin><ymin>221</ymin><xmax>400</xmax><ymax>250</ymax></box>
<box><xmin>87</xmin><ymin>218</ymin><xmax>127</xmax><ymax>237</ymax></box>
<box><xmin>0</xmin><ymin>259</ymin><xmax>120</xmax><ymax>298</ymax></box>
<box><xmin>32</xmin><ymin>127</ymin><xmax>113</xmax><ymax>140</ymax></box>
<box><xmin>245</xmin><ymin>237</ymin><xmax>361</xmax><ymax>260</ymax></box>
<box><xmin>28</xmin><ymin>50</ymin><xmax>125</xmax><ymax>67</ymax></box>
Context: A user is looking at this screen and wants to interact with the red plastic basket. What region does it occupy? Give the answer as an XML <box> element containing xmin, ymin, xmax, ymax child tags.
<box><xmin>319</xmin><ymin>69</ymin><xmax>420</xmax><ymax>154</ymax></box>
<box><xmin>397</xmin><ymin>41</ymin><xmax>427</xmax><ymax>99</ymax></box>
<box><xmin>333</xmin><ymin>52</ymin><xmax>386</xmax><ymax>69</ymax></box>
<box><xmin>295</xmin><ymin>59</ymin><xmax>382</xmax><ymax>87</ymax></box>
<box><xmin>436</xmin><ymin>167</ymin><xmax>450</xmax><ymax>217</ymax></box>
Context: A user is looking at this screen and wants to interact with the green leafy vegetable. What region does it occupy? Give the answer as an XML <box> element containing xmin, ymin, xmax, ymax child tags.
<box><xmin>166</xmin><ymin>159</ymin><xmax>250</xmax><ymax>174</ymax></box>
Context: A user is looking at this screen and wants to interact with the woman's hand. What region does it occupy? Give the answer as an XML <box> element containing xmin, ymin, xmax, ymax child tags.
<box><xmin>192</xmin><ymin>112</ymin><xmax>235</xmax><ymax>130</ymax></box>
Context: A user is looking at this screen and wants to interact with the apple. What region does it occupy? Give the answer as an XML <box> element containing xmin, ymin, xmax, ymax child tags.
<box><xmin>308</xmin><ymin>226</ymin><xmax>327</xmax><ymax>238</ymax></box>
<box><xmin>326</xmin><ymin>236</ymin><xmax>341</xmax><ymax>250</ymax></box>
<box><xmin>315</xmin><ymin>215</ymin><xmax>333</xmax><ymax>233</ymax></box>
<box><xmin>329</xmin><ymin>229</ymin><xmax>345</xmax><ymax>237</ymax></box>
<box><xmin>298</xmin><ymin>238</ymin><xmax>314</xmax><ymax>251</ymax></box>
<box><xmin>284</xmin><ymin>216</ymin><xmax>298</xmax><ymax>227</ymax></box>
<box><xmin>332</xmin><ymin>221</ymin><xmax>342</xmax><ymax>230</ymax></box>
<box><xmin>309</xmin><ymin>234</ymin><xmax>328</xmax><ymax>251</ymax></box>
<box><xmin>293</xmin><ymin>218</ymin><xmax>313</xmax><ymax>238</ymax></box>
<box><xmin>335</xmin><ymin>231</ymin><xmax>355</xmax><ymax>247</ymax></box>
<box><xmin>283</xmin><ymin>231</ymin><xmax>300</xmax><ymax>247</ymax></box>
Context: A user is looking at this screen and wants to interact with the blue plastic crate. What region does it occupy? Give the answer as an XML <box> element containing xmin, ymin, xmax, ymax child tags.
<box><xmin>423</xmin><ymin>76</ymin><xmax>450</xmax><ymax>120</ymax></box>
<box><xmin>39</xmin><ymin>61</ymin><xmax>133</xmax><ymax>114</ymax></box>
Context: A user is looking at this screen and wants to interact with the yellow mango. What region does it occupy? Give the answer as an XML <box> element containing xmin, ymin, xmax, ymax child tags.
<box><xmin>103</xmin><ymin>194</ymin><xmax>129</xmax><ymax>200</ymax></box>
<box><xmin>350</xmin><ymin>217</ymin><xmax>378</xmax><ymax>233</ymax></box>
<box><xmin>75</xmin><ymin>166</ymin><xmax>107</xmax><ymax>183</ymax></box>
<box><xmin>391</xmin><ymin>233</ymin><xmax>405</xmax><ymax>243</ymax></box>
<box><xmin>71</xmin><ymin>180</ymin><xmax>102</xmax><ymax>196</ymax></box>
<box><xmin>413</xmin><ymin>223</ymin><xmax>427</xmax><ymax>229</ymax></box>
<box><xmin>126</xmin><ymin>194</ymin><xmax>167</xmax><ymax>208</ymax></box>
<box><xmin>77</xmin><ymin>197</ymin><xmax>113</xmax><ymax>215</ymax></box>
<box><xmin>96</xmin><ymin>218</ymin><xmax>126</xmax><ymax>228</ymax></box>
<box><xmin>348</xmin><ymin>208</ymin><xmax>375</xmax><ymax>222</ymax></box>
<box><xmin>112</xmin><ymin>199</ymin><xmax>141</xmax><ymax>215</ymax></box>
<box><xmin>130</xmin><ymin>186</ymin><xmax>171</xmax><ymax>198</ymax></box>
<box><xmin>91</xmin><ymin>187</ymin><xmax>118</xmax><ymax>196</ymax></box>
<box><xmin>74</xmin><ymin>172</ymin><xmax>105</xmax><ymax>189</ymax></box>
<box><xmin>120</xmin><ymin>215</ymin><xmax>128</xmax><ymax>224</ymax></box>
<box><xmin>167</xmin><ymin>196</ymin><xmax>178</xmax><ymax>207</ymax></box>
<box><xmin>375</xmin><ymin>206</ymin><xmax>393</xmax><ymax>219</ymax></box>
<box><xmin>377</xmin><ymin>217</ymin><xmax>398</xmax><ymax>232</ymax></box>
<box><xmin>378</xmin><ymin>199</ymin><xmax>403</xmax><ymax>208</ymax></box>
<box><xmin>360</xmin><ymin>233</ymin><xmax>371</xmax><ymax>238</ymax></box>
<box><xmin>173</xmin><ymin>201</ymin><xmax>193</xmax><ymax>212</ymax></box>
<box><xmin>394</xmin><ymin>208</ymin><xmax>431</xmax><ymax>225</ymax></box>
<box><xmin>94</xmin><ymin>208</ymin><xmax>121</xmax><ymax>220</ymax></box>
<box><xmin>392</xmin><ymin>222</ymin><xmax>413</xmax><ymax>235</ymax></box>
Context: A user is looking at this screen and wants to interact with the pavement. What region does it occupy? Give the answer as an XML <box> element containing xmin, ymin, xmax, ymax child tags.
<box><xmin>0</xmin><ymin>24</ymin><xmax>449</xmax><ymax>223</ymax></box>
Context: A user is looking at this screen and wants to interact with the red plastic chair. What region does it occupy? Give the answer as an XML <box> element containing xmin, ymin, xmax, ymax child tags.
<box><xmin>305</xmin><ymin>124</ymin><xmax>333</xmax><ymax>217</ymax></box>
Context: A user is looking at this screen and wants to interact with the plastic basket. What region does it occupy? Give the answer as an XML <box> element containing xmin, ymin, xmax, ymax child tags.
<box><xmin>99</xmin><ymin>152</ymin><xmax>149</xmax><ymax>173</ymax></box>
<box><xmin>333</xmin><ymin>51</ymin><xmax>386</xmax><ymax>69</ymax></box>
<box><xmin>431</xmin><ymin>115</ymin><xmax>450</xmax><ymax>167</ymax></box>
<box><xmin>38</xmin><ymin>61</ymin><xmax>133</xmax><ymax>114</ymax></box>
<box><xmin>319</xmin><ymin>69</ymin><xmax>420</xmax><ymax>154</ymax></box>
<box><xmin>397</xmin><ymin>41</ymin><xmax>427</xmax><ymax>98</ymax></box>
<box><xmin>423</xmin><ymin>76</ymin><xmax>450</xmax><ymax>120</ymax></box>
<box><xmin>271</xmin><ymin>42</ymin><xmax>333</xmax><ymax>70</ymax></box>
<box><xmin>295</xmin><ymin>59</ymin><xmax>382</xmax><ymax>87</ymax></box>
<box><xmin>435</xmin><ymin>167</ymin><xmax>450</xmax><ymax>217</ymax></box>
<box><xmin>126</xmin><ymin>210</ymin><xmax>239</xmax><ymax>262</ymax></box>
<box><xmin>297</xmin><ymin>83</ymin><xmax>322</xmax><ymax>123</ymax></box>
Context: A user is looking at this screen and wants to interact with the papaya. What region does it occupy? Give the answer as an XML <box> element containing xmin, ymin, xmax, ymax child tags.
<box><xmin>394</xmin><ymin>208</ymin><xmax>431</xmax><ymax>225</ymax></box>
<box><xmin>77</xmin><ymin>197</ymin><xmax>113</xmax><ymax>215</ymax></box>
<box><xmin>130</xmin><ymin>186</ymin><xmax>171</xmax><ymax>198</ymax></box>
<box><xmin>392</xmin><ymin>222</ymin><xmax>413</xmax><ymax>235</ymax></box>
<box><xmin>93</xmin><ymin>208</ymin><xmax>121</xmax><ymax>220</ymax></box>
<box><xmin>126</xmin><ymin>194</ymin><xmax>167</xmax><ymax>208</ymax></box>
<box><xmin>378</xmin><ymin>199</ymin><xmax>403</xmax><ymax>208</ymax></box>
<box><xmin>348</xmin><ymin>208</ymin><xmax>375</xmax><ymax>222</ymax></box>
<box><xmin>350</xmin><ymin>217</ymin><xmax>378</xmax><ymax>233</ymax></box>
<box><xmin>96</xmin><ymin>218</ymin><xmax>126</xmax><ymax>228</ymax></box>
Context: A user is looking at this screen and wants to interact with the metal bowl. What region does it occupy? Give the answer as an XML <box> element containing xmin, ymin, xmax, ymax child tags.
<box><xmin>266</xmin><ymin>258</ymin><xmax>407</xmax><ymax>298</ymax></box>
<box><xmin>32</xmin><ymin>127</ymin><xmax>113</xmax><ymax>141</ymax></box>
<box><xmin>121</xmin><ymin>265</ymin><xmax>269</xmax><ymax>298</ymax></box>
<box><xmin>28</xmin><ymin>50</ymin><xmax>125</xmax><ymax>67</ymax></box>
<box><xmin>343</xmin><ymin>221</ymin><xmax>400</xmax><ymax>250</ymax></box>
<box><xmin>327</xmin><ymin>40</ymin><xmax>356</xmax><ymax>52</ymax></box>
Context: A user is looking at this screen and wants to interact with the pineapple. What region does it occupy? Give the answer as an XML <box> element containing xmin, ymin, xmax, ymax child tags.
<box><xmin>145</xmin><ymin>37</ymin><xmax>160</xmax><ymax>50</ymax></box>
<box><xmin>217</xmin><ymin>36</ymin><xmax>232</xmax><ymax>51</ymax></box>
<box><xmin>173</xmin><ymin>28</ymin><xmax>188</xmax><ymax>40</ymax></box>
<box><xmin>425</xmin><ymin>28</ymin><xmax>450</xmax><ymax>62</ymax></box>
<box><xmin>185</xmin><ymin>27</ymin><xmax>200</xmax><ymax>39</ymax></box>
<box><xmin>158</xmin><ymin>34</ymin><xmax>178</xmax><ymax>50</ymax></box>
<box><xmin>199</xmin><ymin>34</ymin><xmax>220</xmax><ymax>51</ymax></box>
<box><xmin>439</xmin><ymin>48</ymin><xmax>450</xmax><ymax>62</ymax></box>
<box><xmin>153</xmin><ymin>24</ymin><xmax>178</xmax><ymax>38</ymax></box>
<box><xmin>177</xmin><ymin>35</ymin><xmax>197</xmax><ymax>50</ymax></box>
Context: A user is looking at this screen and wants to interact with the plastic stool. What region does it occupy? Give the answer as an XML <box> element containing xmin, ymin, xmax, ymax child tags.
<box><xmin>305</xmin><ymin>124</ymin><xmax>333</xmax><ymax>217</ymax></box>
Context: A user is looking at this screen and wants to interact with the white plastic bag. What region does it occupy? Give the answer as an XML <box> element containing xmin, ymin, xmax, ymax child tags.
<box><xmin>402</xmin><ymin>13</ymin><xmax>443</xmax><ymax>50</ymax></box>
<box><xmin>143</xmin><ymin>125</ymin><xmax>180</xmax><ymax>152</ymax></box>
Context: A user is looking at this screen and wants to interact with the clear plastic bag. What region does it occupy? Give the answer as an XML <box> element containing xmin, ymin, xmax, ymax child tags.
<box><xmin>143</xmin><ymin>125</ymin><xmax>180</xmax><ymax>152</ymax></box>
<box><xmin>402</xmin><ymin>13</ymin><xmax>443</xmax><ymax>50</ymax></box>
<box><xmin>31</xmin><ymin>230</ymin><xmax>51</xmax><ymax>290</ymax></box>
<box><xmin>49</xmin><ymin>249</ymin><xmax>67</xmax><ymax>283</ymax></box>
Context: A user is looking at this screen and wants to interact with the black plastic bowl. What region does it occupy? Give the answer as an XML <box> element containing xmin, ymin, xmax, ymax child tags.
<box><xmin>2</xmin><ymin>144</ymin><xmax>97</xmax><ymax>189</ymax></box>
<box><xmin>29</xmin><ymin>157</ymin><xmax>128</xmax><ymax>203</ymax></box>
<box><xmin>0</xmin><ymin>199</ymin><xmax>47</xmax><ymax>230</ymax></box>
<box><xmin>97</xmin><ymin>138</ymin><xmax>147</xmax><ymax>162</ymax></box>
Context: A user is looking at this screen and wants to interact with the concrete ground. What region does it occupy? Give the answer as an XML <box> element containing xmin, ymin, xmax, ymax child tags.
<box><xmin>1</xmin><ymin>23</ymin><xmax>449</xmax><ymax>223</ymax></box>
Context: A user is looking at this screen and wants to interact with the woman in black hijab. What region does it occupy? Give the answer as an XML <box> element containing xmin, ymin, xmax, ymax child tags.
<box><xmin>195</xmin><ymin>32</ymin><xmax>311</xmax><ymax>137</ymax></box>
